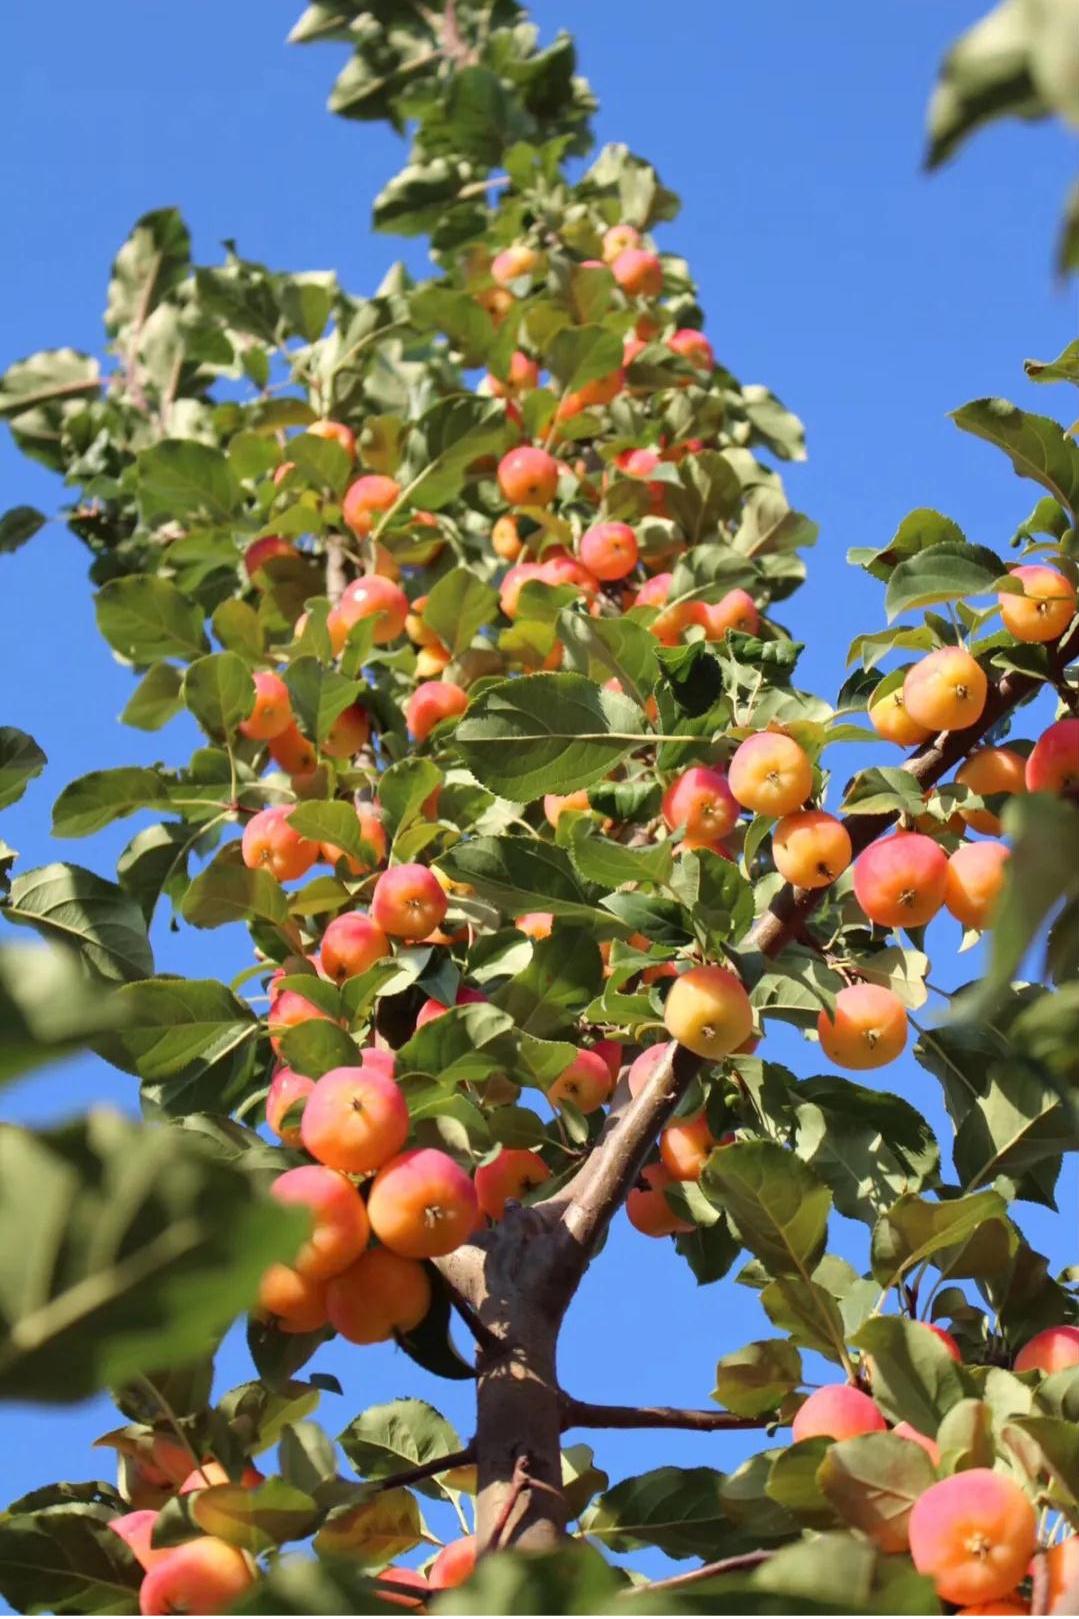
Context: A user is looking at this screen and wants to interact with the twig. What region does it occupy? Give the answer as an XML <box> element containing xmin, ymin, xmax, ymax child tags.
<box><xmin>324</xmin><ymin>533</ymin><xmax>349</xmax><ymax>605</ymax></box>
<box><xmin>369</xmin><ymin>1444</ymin><xmax>475</xmax><ymax>1494</ymax></box>
<box><xmin>483</xmin><ymin>1453</ymin><xmax>531</xmax><ymax>1552</ymax></box>
<box><xmin>560</xmin><ymin>1397</ymin><xmax>774</xmax><ymax>1433</ymax></box>
<box><xmin>622</xmin><ymin>1548</ymin><xmax>773</xmax><ymax>1598</ymax></box>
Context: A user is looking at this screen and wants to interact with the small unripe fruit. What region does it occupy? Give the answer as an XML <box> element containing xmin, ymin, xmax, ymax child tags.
<box><xmin>1013</xmin><ymin>1323</ymin><xmax>1079</xmax><ymax>1374</ymax></box>
<box><xmin>853</xmin><ymin>831</ymin><xmax>949</xmax><ymax>929</ymax></box>
<box><xmin>908</xmin><ymin>1469</ymin><xmax>1036</xmax><ymax>1607</ymax></box>
<box><xmin>791</xmin><ymin>1384</ymin><xmax>886</xmax><ymax>1443</ymax></box>
<box><xmin>662</xmin><ymin>765</ymin><xmax>739</xmax><ymax>843</ymax></box>
<box><xmin>342</xmin><ymin>474</ymin><xmax>400</xmax><ymax>537</ymax></box>
<box><xmin>406</xmin><ymin>679</ymin><xmax>468</xmax><ymax>742</ymax></box>
<box><xmin>137</xmin><ymin>1537</ymin><xmax>255</xmax><ymax>1616</ymax></box>
<box><xmin>998</xmin><ymin>564</ymin><xmax>1076</xmax><ymax>643</ymax></box>
<box><xmin>238</xmin><ymin>671</ymin><xmax>294</xmax><ymax>741</ymax></box>
<box><xmin>1025</xmin><ymin>717</ymin><xmax>1079</xmax><ymax>793</ymax></box>
<box><xmin>371</xmin><ymin>863</ymin><xmax>448</xmax><ymax>939</ymax></box>
<box><xmin>903</xmin><ymin>647</ymin><xmax>988</xmax><ymax>733</ymax></box>
<box><xmin>579</xmin><ymin>521</ymin><xmax>639</xmax><ymax>581</ymax></box>
<box><xmin>270</xmin><ymin>1164</ymin><xmax>369</xmax><ymax>1281</ymax></box>
<box><xmin>869</xmin><ymin>682</ymin><xmax>933</xmax><ymax>746</ymax></box>
<box><xmin>817</xmin><ymin>982</ymin><xmax>908</xmax><ymax>1070</ymax></box>
<box><xmin>664</xmin><ymin>964</ymin><xmax>753</xmax><ymax>1060</ymax></box>
<box><xmin>728</xmin><ymin>732</ymin><xmax>814</xmax><ymax>817</ymax></box>
<box><xmin>300</xmin><ymin>1066</ymin><xmax>410</xmax><ymax>1175</ymax></box>
<box><xmin>497</xmin><ymin>445</ymin><xmax>560</xmax><ymax>507</ymax></box>
<box><xmin>626</xmin><ymin>1163</ymin><xmax>693</xmax><ymax>1236</ymax></box>
<box><xmin>956</xmin><ymin>748</ymin><xmax>1027</xmax><ymax>834</ymax></box>
<box><xmin>428</xmin><ymin>1535</ymin><xmax>478</xmax><ymax>1590</ymax></box>
<box><xmin>336</xmin><ymin>575</ymin><xmax>409</xmax><ymax>643</ymax></box>
<box><xmin>548</xmin><ymin>1049</ymin><xmax>615</xmax><ymax>1114</ymax></box>
<box><xmin>241</xmin><ymin>806</ymin><xmax>319</xmax><ymax>882</ymax></box>
<box><xmin>325</xmin><ymin>1246</ymin><xmax>432</xmax><ymax>1344</ymax></box>
<box><xmin>611</xmin><ymin>248</ymin><xmax>663</xmax><ymax>297</ymax></box>
<box><xmin>944</xmin><ymin>840</ymin><xmax>1009</xmax><ymax>930</ymax></box>
<box><xmin>367</xmin><ymin>1147</ymin><xmax>479</xmax><ymax>1260</ymax></box>
<box><xmin>772</xmin><ymin>810</ymin><xmax>852</xmax><ymax>888</ymax></box>
<box><xmin>474</xmin><ymin>1147</ymin><xmax>551</xmax><ymax>1219</ymax></box>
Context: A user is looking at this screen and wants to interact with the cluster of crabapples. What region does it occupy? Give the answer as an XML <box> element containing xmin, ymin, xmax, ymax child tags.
<box><xmin>786</xmin><ymin>1323</ymin><xmax>1079</xmax><ymax>1615</ymax></box>
<box><xmin>106</xmin><ymin>1441</ymin><xmax>477</xmax><ymax>1615</ymax></box>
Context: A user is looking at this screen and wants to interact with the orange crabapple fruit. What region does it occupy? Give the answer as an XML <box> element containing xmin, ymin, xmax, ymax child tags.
<box><xmin>944</xmin><ymin>840</ymin><xmax>1010</xmax><ymax>930</ymax></box>
<box><xmin>590</xmin><ymin>1039</ymin><xmax>624</xmax><ymax>1083</ymax></box>
<box><xmin>626</xmin><ymin>1163</ymin><xmax>693</xmax><ymax>1237</ymax></box>
<box><xmin>497</xmin><ymin>445</ymin><xmax>559</xmax><ymax>507</ymax></box>
<box><xmin>306</xmin><ymin>418</ymin><xmax>356</xmax><ymax>458</ymax></box>
<box><xmin>869</xmin><ymin>681</ymin><xmax>933</xmax><ymax>746</ymax></box>
<box><xmin>491</xmin><ymin>244</ymin><xmax>540</xmax><ymax>283</ymax></box>
<box><xmin>955</xmin><ymin>747</ymin><xmax>1027</xmax><ymax>834</ymax></box>
<box><xmin>998</xmin><ymin>564</ymin><xmax>1076</xmax><ymax>643</ymax></box>
<box><xmin>1013</xmin><ymin>1323</ymin><xmax>1079</xmax><ymax>1374</ymax></box>
<box><xmin>137</xmin><ymin>1537</ymin><xmax>255</xmax><ymax>1616</ymax></box>
<box><xmin>320</xmin><ymin>702</ymin><xmax>369</xmax><ymax>759</ymax></box>
<box><xmin>265</xmin><ymin>1066</ymin><xmax>315</xmax><ymax>1146</ymax></box>
<box><xmin>955</xmin><ymin>1600</ymin><xmax>1030</xmax><ymax>1616</ymax></box>
<box><xmin>908</xmin><ymin>1469</ymin><xmax>1037</xmax><ymax>1608</ymax></box>
<box><xmin>491</xmin><ymin>514</ymin><xmax>522</xmax><ymax>560</ymax></box>
<box><xmin>325</xmin><ymin>1246</ymin><xmax>433</xmax><ymax>1344</ymax></box>
<box><xmin>664</xmin><ymin>964</ymin><xmax>754</xmax><ymax>1060</ymax></box>
<box><xmin>728</xmin><ymin>731</ymin><xmax>814</xmax><ymax>816</ymax></box>
<box><xmin>342</xmin><ymin>473</ymin><xmax>400</xmax><ymax>537</ymax></box>
<box><xmin>611</xmin><ymin>247</ymin><xmax>663</xmax><ymax>296</ymax></box>
<box><xmin>548</xmin><ymin>1049</ymin><xmax>614</xmax><ymax>1114</ymax></box>
<box><xmin>372</xmin><ymin>1568</ymin><xmax>430</xmax><ymax>1610</ymax></box>
<box><xmin>544</xmin><ymin>789</ymin><xmax>591</xmax><ymax>827</ymax></box>
<box><xmin>817</xmin><ymin>983</ymin><xmax>908</xmax><ymax>1070</ymax></box>
<box><xmin>474</xmin><ymin>1147</ymin><xmax>551</xmax><ymax>1220</ymax></box>
<box><xmin>428</xmin><ymin>1535</ymin><xmax>478</xmax><ymax>1590</ymax></box>
<box><xmin>300</xmin><ymin>1065</ymin><xmax>410</xmax><ymax>1175</ymax></box>
<box><xmin>366</xmin><ymin>1147</ymin><xmax>479</xmax><ymax>1260</ymax></box>
<box><xmin>238</xmin><ymin>670</ymin><xmax>293</xmax><ymax>741</ymax></box>
<box><xmin>853</xmin><ymin>830</ymin><xmax>949</xmax><ymax>929</ymax></box>
<box><xmin>662</xmin><ymin>765</ymin><xmax>740</xmax><ymax>844</ymax></box>
<box><xmin>244</xmin><ymin>534</ymin><xmax>296</xmax><ymax>579</ymax></box>
<box><xmin>320</xmin><ymin>804</ymin><xmax>388</xmax><ymax>877</ymax></box>
<box><xmin>241</xmin><ymin>806</ymin><xmax>318</xmax><ymax>881</ymax></box>
<box><xmin>772</xmin><ymin>810</ymin><xmax>852</xmax><ymax>889</ymax></box>
<box><xmin>627</xmin><ymin>1041</ymin><xmax>676</xmax><ymax>1098</ymax></box>
<box><xmin>335</xmin><ymin>574</ymin><xmax>409</xmax><ymax>643</ymax></box>
<box><xmin>107</xmin><ymin>1512</ymin><xmax>169</xmax><ymax>1572</ymax></box>
<box><xmin>668</xmin><ymin>328</ymin><xmax>714</xmax><ymax>370</ymax></box>
<box><xmin>701</xmin><ymin>588</ymin><xmax>760</xmax><ymax>639</ymax></box>
<box><xmin>893</xmin><ymin>1421</ymin><xmax>942</xmax><ymax>1467</ymax></box>
<box><xmin>267</xmin><ymin>721</ymin><xmax>317</xmax><ymax>777</ymax></box>
<box><xmin>371</xmin><ymin>863</ymin><xmax>448</xmax><ymax>940</ymax></box>
<box><xmin>903</xmin><ymin>647</ymin><xmax>988</xmax><ymax>733</ymax></box>
<box><xmin>269</xmin><ymin>1164</ymin><xmax>370</xmax><ymax>1281</ymax></box>
<box><xmin>602</xmin><ymin>223</ymin><xmax>641</xmax><ymax>261</ymax></box>
<box><xmin>579</xmin><ymin>520</ymin><xmax>639</xmax><ymax>581</ymax></box>
<box><xmin>406</xmin><ymin>679</ymin><xmax>468</xmax><ymax>742</ymax></box>
<box><xmin>319</xmin><ymin>912</ymin><xmax>390</xmax><ymax>984</ymax></box>
<box><xmin>660</xmin><ymin>1113</ymin><xmax>726</xmax><ymax>1181</ymax></box>
<box><xmin>1025</xmin><ymin>716</ymin><xmax>1079</xmax><ymax>793</ymax></box>
<box><xmin>414</xmin><ymin>986</ymin><xmax>486</xmax><ymax>1029</ymax></box>
<box><xmin>790</xmin><ymin>1384</ymin><xmax>886</xmax><ymax>1444</ymax></box>
<box><xmin>1044</xmin><ymin>1535</ymin><xmax>1079</xmax><ymax>1616</ymax></box>
<box><xmin>257</xmin><ymin>1263</ymin><xmax>329</xmax><ymax>1333</ymax></box>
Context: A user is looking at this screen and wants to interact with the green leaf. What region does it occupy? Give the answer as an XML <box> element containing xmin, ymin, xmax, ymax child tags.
<box><xmin>180</xmin><ymin>848</ymin><xmax>290</xmax><ymax>930</ymax></box>
<box><xmin>842</xmin><ymin>766</ymin><xmax>927</xmax><ymax>820</ymax></box>
<box><xmin>278</xmin><ymin>1018</ymin><xmax>358</xmax><ymax>1079</ymax></box>
<box><xmin>0</xmin><ymin>942</ymin><xmax>127</xmax><ymax>1089</ymax></box>
<box><xmin>400</xmin><ymin>395</ymin><xmax>513</xmax><ymax>511</ymax></box>
<box><xmin>422</xmin><ymin>566</ymin><xmax>498</xmax><ymax>655</ymax></box>
<box><xmin>936</xmin><ymin>1398</ymin><xmax>996</xmax><ymax>1474</ymax></box>
<box><xmin>393</xmin><ymin>1277</ymin><xmax>475</xmax><ymax>1382</ymax></box>
<box><xmin>338</xmin><ymin>1398</ymin><xmax>462</xmax><ymax>1501</ymax></box>
<box><xmin>926</xmin><ymin>1</ymin><xmax>1043</xmax><ymax>169</ymax></box>
<box><xmin>182</xmin><ymin>653</ymin><xmax>256</xmax><ymax>738</ymax></box>
<box><xmin>753</xmin><ymin>1531</ymin><xmax>880</xmax><ymax>1612</ymax></box>
<box><xmin>0</xmin><ymin>1505</ymin><xmax>141</xmax><ymax>1615</ymax></box>
<box><xmin>0</xmin><ymin>505</ymin><xmax>47</xmax><ymax>554</ymax></box>
<box><xmin>954</xmin><ymin>1060</ymin><xmax>1079</xmax><ymax>1191</ymax></box>
<box><xmin>278</xmin><ymin>274</ymin><xmax>336</xmax><ymax>343</ymax></box>
<box><xmin>95</xmin><ymin>576</ymin><xmax>209</xmax><ymax>664</ymax></box>
<box><xmin>0</xmin><ymin>1112</ymin><xmax>305</xmax><ymax>1401</ymax></box>
<box><xmin>849</xmin><ymin>507</ymin><xmax>967</xmax><ymax>582</ymax></box>
<box><xmin>568</xmin><ymin>821</ymin><xmax>673</xmax><ymax>890</ymax></box>
<box><xmin>1025</xmin><ymin>339</ymin><xmax>1079</xmax><ymax>386</ymax></box>
<box><xmin>105</xmin><ymin>207</ymin><xmax>191</xmax><ymax>336</ymax></box>
<box><xmin>0</xmin><ymin>726</ymin><xmax>46</xmax><ymax>810</ymax></box>
<box><xmin>313</xmin><ymin>1487</ymin><xmax>421</xmax><ymax>1570</ymax></box>
<box><xmin>884</xmin><ymin>540</ymin><xmax>1007</xmax><ymax>621</ymax></box>
<box><xmin>557</xmin><ymin>607</ymin><xmax>659</xmax><ymax>705</ymax></box>
<box><xmin>793</xmin><ymin>1076</ymin><xmax>939</xmax><ymax>1225</ymax></box>
<box><xmin>283</xmin><ymin>657</ymin><xmax>361</xmax><ymax>743</ymax></box>
<box><xmin>705</xmin><ymin>1140</ymin><xmax>831</xmax><ymax>1279</ymax></box>
<box><xmin>396</xmin><ymin>1002</ymin><xmax>514</xmax><ymax>1085</ymax></box>
<box><xmin>581</xmin><ymin>1465</ymin><xmax>728</xmax><ymax>1560</ymax></box>
<box><xmin>51</xmin><ymin>768</ymin><xmax>167</xmax><ymax>839</ymax></box>
<box><xmin>5</xmin><ymin>863</ymin><xmax>153</xmax><ymax>982</ymax></box>
<box><xmin>870</xmin><ymin>1189</ymin><xmax>1009</xmax><ymax>1288</ymax></box>
<box><xmin>759</xmin><ymin>1276</ymin><xmax>851</xmax><ymax>1365</ymax></box>
<box><xmin>764</xmin><ymin>1437</ymin><xmax>837</xmax><ymax>1529</ymax></box>
<box><xmin>712</xmin><ymin>1339</ymin><xmax>802</xmax><ymax>1418</ymax></box>
<box><xmin>136</xmin><ymin>439</ymin><xmax>241</xmax><ymax>526</ymax></box>
<box><xmin>853</xmin><ymin>1316</ymin><xmax>966</xmax><ymax>1433</ymax></box>
<box><xmin>491</xmin><ymin>926</ymin><xmax>604</xmax><ymax>1039</ymax></box>
<box><xmin>546</xmin><ymin>323</ymin><xmax>624</xmax><ymax>392</ymax></box>
<box><xmin>1001</xmin><ymin>1414</ymin><xmax>1079</xmax><ymax>1506</ymax></box>
<box><xmin>455</xmin><ymin>673</ymin><xmax>646</xmax><ymax>799</ymax></box>
<box><xmin>120</xmin><ymin>663</ymin><xmax>185</xmax><ymax>731</ymax></box>
<box><xmin>820</xmin><ymin>1432</ymin><xmax>938</xmax><ymax>1554</ymax></box>
<box><xmin>288</xmin><ymin>802</ymin><xmax>374</xmax><ymax>867</ymax></box>
<box><xmin>952</xmin><ymin>397</ymin><xmax>1079</xmax><ymax>518</ymax></box>
<box><xmin>437</xmin><ymin>836</ymin><xmax>605</xmax><ymax>926</ymax></box>
<box><xmin>377</xmin><ymin>758</ymin><xmax>441</xmax><ymax>841</ymax></box>
<box><xmin>427</xmin><ymin>1544</ymin><xmax>623</xmax><ymax>1618</ymax></box>
<box><xmin>103</xmin><ymin>978</ymin><xmax>258</xmax><ymax>1089</ymax></box>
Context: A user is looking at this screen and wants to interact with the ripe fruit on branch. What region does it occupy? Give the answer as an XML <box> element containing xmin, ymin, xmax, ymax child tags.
<box><xmin>367</xmin><ymin>1147</ymin><xmax>479</xmax><ymax>1259</ymax></box>
<box><xmin>869</xmin><ymin>681</ymin><xmax>933</xmax><ymax>746</ymax></box>
<box><xmin>241</xmin><ymin>806</ymin><xmax>319</xmax><ymax>881</ymax></box>
<box><xmin>307</xmin><ymin>418</ymin><xmax>356</xmax><ymax>458</ymax></box>
<box><xmin>475</xmin><ymin>1147</ymin><xmax>551</xmax><ymax>1219</ymax></box>
<box><xmin>548</xmin><ymin>1048</ymin><xmax>615</xmax><ymax>1113</ymax></box>
<box><xmin>908</xmin><ymin>1469</ymin><xmax>1037</xmax><ymax>1607</ymax></box>
<box><xmin>244</xmin><ymin>534</ymin><xmax>295</xmax><ymax>579</ymax></box>
<box><xmin>267</xmin><ymin>988</ymin><xmax>339</xmax><ymax>1056</ymax></box>
<box><xmin>662</xmin><ymin>765</ymin><xmax>739</xmax><ymax>844</ymax></box>
<box><xmin>268</xmin><ymin>721</ymin><xmax>317</xmax><ymax>777</ymax></box>
<box><xmin>406</xmin><ymin>679</ymin><xmax>468</xmax><ymax>742</ymax></box>
<box><xmin>270</xmin><ymin>1165</ymin><xmax>370</xmax><ymax>1281</ymax></box>
<box><xmin>664</xmin><ymin>964</ymin><xmax>754</xmax><ymax>1060</ymax></box>
<box><xmin>701</xmin><ymin>588</ymin><xmax>760</xmax><ymax>639</ymax></box>
<box><xmin>371</xmin><ymin>863</ymin><xmax>448</xmax><ymax>939</ymax></box>
<box><xmin>627</xmin><ymin>1041</ymin><xmax>676</xmax><ymax>1097</ymax></box>
<box><xmin>627</xmin><ymin>1163</ymin><xmax>694</xmax><ymax>1236</ymax></box>
<box><xmin>325</xmin><ymin>1247</ymin><xmax>432</xmax><ymax>1344</ymax></box>
<box><xmin>790</xmin><ymin>1384</ymin><xmax>886</xmax><ymax>1443</ymax></box>
<box><xmin>902</xmin><ymin>647</ymin><xmax>988</xmax><ymax>732</ymax></box>
<box><xmin>335</xmin><ymin>575</ymin><xmax>409</xmax><ymax>644</ymax></box>
<box><xmin>955</xmin><ymin>747</ymin><xmax>1027</xmax><ymax>834</ymax></box>
<box><xmin>668</xmin><ymin>328</ymin><xmax>714</xmax><ymax>370</ymax></box>
<box><xmin>238</xmin><ymin>671</ymin><xmax>293</xmax><ymax>741</ymax></box>
<box><xmin>1045</xmin><ymin>1536</ymin><xmax>1079</xmax><ymax>1616</ymax></box>
<box><xmin>728</xmin><ymin>732</ymin><xmax>814</xmax><ymax>816</ymax></box>
<box><xmin>342</xmin><ymin>474</ymin><xmax>401</xmax><ymax>537</ymax></box>
<box><xmin>321</xmin><ymin>702</ymin><xmax>370</xmax><ymax>759</ymax></box>
<box><xmin>944</xmin><ymin>840</ymin><xmax>1009</xmax><ymax>929</ymax></box>
<box><xmin>579</xmin><ymin>521</ymin><xmax>639</xmax><ymax>581</ymax></box>
<box><xmin>321</xmin><ymin>805</ymin><xmax>387</xmax><ymax>876</ymax></box>
<box><xmin>660</xmin><ymin>1112</ymin><xmax>722</xmax><ymax>1180</ymax></box>
<box><xmin>414</xmin><ymin>986</ymin><xmax>487</xmax><ymax>1028</ymax></box>
<box><xmin>922</xmin><ymin>1321</ymin><xmax>962</xmax><ymax>1360</ymax></box>
<box><xmin>497</xmin><ymin>445</ymin><xmax>559</xmax><ymax>507</ymax></box>
<box><xmin>108</xmin><ymin>1512</ymin><xmax>168</xmax><ymax>1571</ymax></box>
<box><xmin>1025</xmin><ymin>717</ymin><xmax>1079</xmax><ymax>793</ymax></box>
<box><xmin>817</xmin><ymin>982</ymin><xmax>908</xmax><ymax>1070</ymax></box>
<box><xmin>320</xmin><ymin>912</ymin><xmax>389</xmax><ymax>983</ymax></box>
<box><xmin>265</xmin><ymin>1066</ymin><xmax>315</xmax><ymax>1146</ymax></box>
<box><xmin>491</xmin><ymin>244</ymin><xmax>540</xmax><ymax>283</ymax></box>
<box><xmin>998</xmin><ymin>564</ymin><xmax>1076</xmax><ymax>643</ymax></box>
<box><xmin>611</xmin><ymin>248</ymin><xmax>663</xmax><ymax>297</ymax></box>
<box><xmin>602</xmin><ymin>223</ymin><xmax>641</xmax><ymax>261</ymax></box>
<box><xmin>137</xmin><ymin>1537</ymin><xmax>254</xmax><ymax>1616</ymax></box>
<box><xmin>772</xmin><ymin>810</ymin><xmax>852</xmax><ymax>888</ymax></box>
<box><xmin>257</xmin><ymin>1263</ymin><xmax>328</xmax><ymax>1333</ymax></box>
<box><xmin>486</xmin><ymin>349</ymin><xmax>539</xmax><ymax>397</ymax></box>
<box><xmin>428</xmin><ymin>1535</ymin><xmax>478</xmax><ymax>1590</ymax></box>
<box><xmin>853</xmin><ymin>831</ymin><xmax>949</xmax><ymax>929</ymax></box>
<box><xmin>1013</xmin><ymin>1323</ymin><xmax>1079</xmax><ymax>1373</ymax></box>
<box><xmin>300</xmin><ymin>1066</ymin><xmax>410</xmax><ymax>1175</ymax></box>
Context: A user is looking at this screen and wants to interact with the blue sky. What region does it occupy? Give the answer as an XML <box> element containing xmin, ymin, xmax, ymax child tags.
<box><xmin>1</xmin><ymin>0</ymin><xmax>1076</xmax><ymax>1585</ymax></box>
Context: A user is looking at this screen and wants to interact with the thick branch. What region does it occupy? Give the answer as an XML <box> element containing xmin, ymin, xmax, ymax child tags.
<box><xmin>747</xmin><ymin>620</ymin><xmax>1079</xmax><ymax>959</ymax></box>
<box><xmin>623</xmin><ymin>1548</ymin><xmax>773</xmax><ymax>1598</ymax></box>
<box><xmin>560</xmin><ymin>1397</ymin><xmax>773</xmax><ymax>1433</ymax></box>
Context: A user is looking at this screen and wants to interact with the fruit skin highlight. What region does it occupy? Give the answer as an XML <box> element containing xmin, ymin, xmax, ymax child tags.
<box><xmin>908</xmin><ymin>1469</ymin><xmax>1037</xmax><ymax>1607</ymax></box>
<box><xmin>664</xmin><ymin>964</ymin><xmax>753</xmax><ymax>1060</ymax></box>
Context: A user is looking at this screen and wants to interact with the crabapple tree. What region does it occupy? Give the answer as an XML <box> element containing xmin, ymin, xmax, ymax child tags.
<box><xmin>0</xmin><ymin>2</ymin><xmax>1077</xmax><ymax>1615</ymax></box>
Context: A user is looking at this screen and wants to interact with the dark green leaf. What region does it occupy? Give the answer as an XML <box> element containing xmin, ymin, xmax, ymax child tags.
<box><xmin>95</xmin><ymin>576</ymin><xmax>209</xmax><ymax>664</ymax></box>
<box><xmin>5</xmin><ymin>863</ymin><xmax>154</xmax><ymax>982</ymax></box>
<box><xmin>455</xmin><ymin>673</ymin><xmax>646</xmax><ymax>799</ymax></box>
<box><xmin>0</xmin><ymin>727</ymin><xmax>46</xmax><ymax>811</ymax></box>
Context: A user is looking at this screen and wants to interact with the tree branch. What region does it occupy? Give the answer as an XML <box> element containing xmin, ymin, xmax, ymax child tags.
<box><xmin>746</xmin><ymin>619</ymin><xmax>1079</xmax><ymax>959</ymax></box>
<box><xmin>369</xmin><ymin>1445</ymin><xmax>475</xmax><ymax>1494</ymax></box>
<box><xmin>622</xmin><ymin>1548</ymin><xmax>773</xmax><ymax>1598</ymax></box>
<box><xmin>560</xmin><ymin>1397</ymin><xmax>774</xmax><ymax>1434</ymax></box>
<box><xmin>324</xmin><ymin>533</ymin><xmax>349</xmax><ymax>605</ymax></box>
